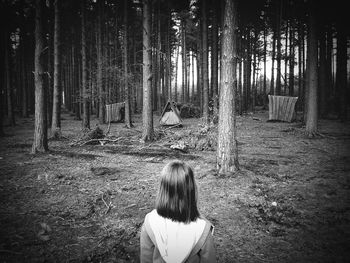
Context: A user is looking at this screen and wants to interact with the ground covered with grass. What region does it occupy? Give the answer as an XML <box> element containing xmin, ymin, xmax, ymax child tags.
<box><xmin>0</xmin><ymin>111</ymin><xmax>349</xmax><ymax>262</ymax></box>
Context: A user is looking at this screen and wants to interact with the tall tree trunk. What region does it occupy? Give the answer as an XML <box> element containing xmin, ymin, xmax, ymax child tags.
<box><xmin>97</xmin><ymin>0</ymin><xmax>104</xmax><ymax>124</ymax></box>
<box><xmin>32</xmin><ymin>0</ymin><xmax>48</xmax><ymax>153</ymax></box>
<box><xmin>166</xmin><ymin>4</ymin><xmax>171</xmax><ymax>101</ymax></box>
<box><xmin>81</xmin><ymin>0</ymin><xmax>90</xmax><ymax>129</ymax></box>
<box><xmin>270</xmin><ymin>27</ymin><xmax>276</xmax><ymax>96</ymax></box>
<box><xmin>174</xmin><ymin>44</ymin><xmax>179</xmax><ymax>101</ymax></box>
<box><xmin>196</xmin><ymin>24</ymin><xmax>202</xmax><ymax>109</ymax></box>
<box><xmin>142</xmin><ymin>0</ymin><xmax>153</xmax><ymax>141</ymax></box>
<box><xmin>245</xmin><ymin>29</ymin><xmax>252</xmax><ymax>112</ymax></box>
<box><xmin>21</xmin><ymin>39</ymin><xmax>29</xmax><ymax>118</ymax></box>
<box><xmin>73</xmin><ymin>42</ymin><xmax>81</xmax><ymax>120</ymax></box>
<box><xmin>335</xmin><ymin>21</ymin><xmax>347</xmax><ymax>121</ymax></box>
<box><xmin>252</xmin><ymin>29</ymin><xmax>258</xmax><ymax>112</ymax></box>
<box><xmin>318</xmin><ymin>23</ymin><xmax>327</xmax><ymax>117</ymax></box>
<box><xmin>211</xmin><ymin>4</ymin><xmax>219</xmax><ymax>116</ymax></box>
<box><xmin>238</xmin><ymin>38</ymin><xmax>243</xmax><ymax>115</ymax></box>
<box><xmin>263</xmin><ymin>26</ymin><xmax>267</xmax><ymax>108</ymax></box>
<box><xmin>325</xmin><ymin>26</ymin><xmax>333</xmax><ymax>113</ymax></box>
<box><xmin>4</xmin><ymin>28</ymin><xmax>15</xmax><ymax>126</ymax></box>
<box><xmin>284</xmin><ymin>20</ymin><xmax>289</xmax><ymax>94</ymax></box>
<box><xmin>47</xmin><ymin>1</ymin><xmax>54</xmax><ymax>127</ymax></box>
<box><xmin>156</xmin><ymin>5</ymin><xmax>162</xmax><ymax>109</ymax></box>
<box><xmin>305</xmin><ymin>1</ymin><xmax>318</xmax><ymax>137</ymax></box>
<box><xmin>124</xmin><ymin>0</ymin><xmax>132</xmax><ymax>127</ymax></box>
<box><xmin>297</xmin><ymin>21</ymin><xmax>302</xmax><ymax>104</ymax></box>
<box><xmin>191</xmin><ymin>51</ymin><xmax>195</xmax><ymax>102</ymax></box>
<box><xmin>289</xmin><ymin>19</ymin><xmax>295</xmax><ymax>96</ymax></box>
<box><xmin>275</xmin><ymin>0</ymin><xmax>283</xmax><ymax>95</ymax></box>
<box><xmin>51</xmin><ymin>0</ymin><xmax>62</xmax><ymax>137</ymax></box>
<box><xmin>201</xmin><ymin>0</ymin><xmax>209</xmax><ymax>123</ymax></box>
<box><xmin>181</xmin><ymin>19</ymin><xmax>186</xmax><ymax>103</ymax></box>
<box><xmin>217</xmin><ymin>0</ymin><xmax>239</xmax><ymax>174</ymax></box>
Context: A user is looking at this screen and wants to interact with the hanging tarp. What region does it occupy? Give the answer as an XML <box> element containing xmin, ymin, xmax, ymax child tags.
<box><xmin>268</xmin><ymin>95</ymin><xmax>298</xmax><ymax>122</ymax></box>
<box><xmin>106</xmin><ymin>102</ymin><xmax>125</xmax><ymax>123</ymax></box>
<box><xmin>159</xmin><ymin>101</ymin><xmax>182</xmax><ymax>126</ymax></box>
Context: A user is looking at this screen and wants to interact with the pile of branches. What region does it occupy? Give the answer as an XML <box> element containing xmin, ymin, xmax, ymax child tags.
<box><xmin>70</xmin><ymin>126</ymin><xmax>122</xmax><ymax>146</ymax></box>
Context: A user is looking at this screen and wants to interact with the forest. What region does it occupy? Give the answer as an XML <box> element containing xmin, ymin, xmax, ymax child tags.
<box><xmin>0</xmin><ymin>0</ymin><xmax>349</xmax><ymax>262</ymax></box>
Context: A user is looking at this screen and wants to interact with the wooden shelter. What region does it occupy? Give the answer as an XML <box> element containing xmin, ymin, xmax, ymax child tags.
<box><xmin>159</xmin><ymin>101</ymin><xmax>182</xmax><ymax>126</ymax></box>
<box><xmin>268</xmin><ymin>95</ymin><xmax>298</xmax><ymax>122</ymax></box>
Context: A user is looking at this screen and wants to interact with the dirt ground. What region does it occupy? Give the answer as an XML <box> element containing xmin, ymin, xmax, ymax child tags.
<box><xmin>0</xmin><ymin>111</ymin><xmax>349</xmax><ymax>263</ymax></box>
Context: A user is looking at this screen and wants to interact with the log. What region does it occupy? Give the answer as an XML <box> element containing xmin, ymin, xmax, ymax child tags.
<box><xmin>268</xmin><ymin>95</ymin><xmax>298</xmax><ymax>122</ymax></box>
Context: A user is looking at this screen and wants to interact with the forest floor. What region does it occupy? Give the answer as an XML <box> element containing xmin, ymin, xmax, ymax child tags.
<box><xmin>0</xmin><ymin>110</ymin><xmax>350</xmax><ymax>263</ymax></box>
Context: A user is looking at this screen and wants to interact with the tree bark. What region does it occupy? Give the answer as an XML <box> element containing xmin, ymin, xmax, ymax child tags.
<box><xmin>318</xmin><ymin>23</ymin><xmax>327</xmax><ymax>118</ymax></box>
<box><xmin>32</xmin><ymin>0</ymin><xmax>48</xmax><ymax>153</ymax></box>
<box><xmin>166</xmin><ymin>4</ymin><xmax>171</xmax><ymax>101</ymax></box>
<box><xmin>217</xmin><ymin>0</ymin><xmax>239</xmax><ymax>174</ymax></box>
<box><xmin>81</xmin><ymin>0</ymin><xmax>90</xmax><ymax>129</ymax></box>
<box><xmin>181</xmin><ymin>19</ymin><xmax>186</xmax><ymax>103</ymax></box>
<box><xmin>275</xmin><ymin>0</ymin><xmax>283</xmax><ymax>95</ymax></box>
<box><xmin>211</xmin><ymin>4</ymin><xmax>219</xmax><ymax>116</ymax></box>
<box><xmin>124</xmin><ymin>0</ymin><xmax>132</xmax><ymax>128</ymax></box>
<box><xmin>142</xmin><ymin>0</ymin><xmax>153</xmax><ymax>141</ymax></box>
<box><xmin>4</xmin><ymin>27</ymin><xmax>15</xmax><ymax>126</ymax></box>
<box><xmin>305</xmin><ymin>1</ymin><xmax>318</xmax><ymax>137</ymax></box>
<box><xmin>174</xmin><ymin>44</ymin><xmax>179</xmax><ymax>101</ymax></box>
<box><xmin>51</xmin><ymin>0</ymin><xmax>62</xmax><ymax>137</ymax></box>
<box><xmin>289</xmin><ymin>19</ymin><xmax>295</xmax><ymax>96</ymax></box>
<box><xmin>97</xmin><ymin>0</ymin><xmax>104</xmax><ymax>124</ymax></box>
<box><xmin>335</xmin><ymin>21</ymin><xmax>347</xmax><ymax>121</ymax></box>
<box><xmin>263</xmin><ymin>25</ymin><xmax>267</xmax><ymax>108</ymax></box>
<box><xmin>201</xmin><ymin>0</ymin><xmax>209</xmax><ymax>123</ymax></box>
<box><xmin>270</xmin><ymin>27</ymin><xmax>276</xmax><ymax>96</ymax></box>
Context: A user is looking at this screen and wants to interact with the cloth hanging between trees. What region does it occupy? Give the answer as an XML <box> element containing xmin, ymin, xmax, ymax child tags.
<box><xmin>268</xmin><ymin>95</ymin><xmax>298</xmax><ymax>122</ymax></box>
<box><xmin>106</xmin><ymin>102</ymin><xmax>125</xmax><ymax>123</ymax></box>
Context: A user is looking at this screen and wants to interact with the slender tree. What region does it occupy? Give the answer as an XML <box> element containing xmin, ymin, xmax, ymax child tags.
<box><xmin>217</xmin><ymin>0</ymin><xmax>239</xmax><ymax>174</ymax></box>
<box><xmin>81</xmin><ymin>0</ymin><xmax>90</xmax><ymax>129</ymax></box>
<box><xmin>305</xmin><ymin>0</ymin><xmax>318</xmax><ymax>137</ymax></box>
<box><xmin>318</xmin><ymin>23</ymin><xmax>327</xmax><ymax>117</ymax></box>
<box><xmin>4</xmin><ymin>27</ymin><xmax>15</xmax><ymax>126</ymax></box>
<box><xmin>51</xmin><ymin>0</ymin><xmax>62</xmax><ymax>137</ymax></box>
<box><xmin>211</xmin><ymin>4</ymin><xmax>219</xmax><ymax>116</ymax></box>
<box><xmin>270</xmin><ymin>27</ymin><xmax>276</xmax><ymax>96</ymax></box>
<box><xmin>289</xmin><ymin>18</ymin><xmax>295</xmax><ymax>96</ymax></box>
<box><xmin>97</xmin><ymin>0</ymin><xmax>104</xmax><ymax>124</ymax></box>
<box><xmin>124</xmin><ymin>0</ymin><xmax>132</xmax><ymax>128</ymax></box>
<box><xmin>142</xmin><ymin>0</ymin><xmax>153</xmax><ymax>141</ymax></box>
<box><xmin>335</xmin><ymin>21</ymin><xmax>347</xmax><ymax>122</ymax></box>
<box><xmin>181</xmin><ymin>18</ymin><xmax>186</xmax><ymax>103</ymax></box>
<box><xmin>201</xmin><ymin>0</ymin><xmax>209</xmax><ymax>123</ymax></box>
<box><xmin>32</xmin><ymin>0</ymin><xmax>48</xmax><ymax>153</ymax></box>
<box><xmin>263</xmin><ymin>24</ymin><xmax>267</xmax><ymax>107</ymax></box>
<box><xmin>275</xmin><ymin>0</ymin><xmax>283</xmax><ymax>95</ymax></box>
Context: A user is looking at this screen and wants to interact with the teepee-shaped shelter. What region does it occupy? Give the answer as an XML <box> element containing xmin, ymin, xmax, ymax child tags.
<box><xmin>159</xmin><ymin>101</ymin><xmax>182</xmax><ymax>126</ymax></box>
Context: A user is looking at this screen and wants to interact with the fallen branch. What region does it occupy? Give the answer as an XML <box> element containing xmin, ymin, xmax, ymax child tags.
<box><xmin>163</xmin><ymin>123</ymin><xmax>182</xmax><ymax>131</ymax></box>
<box><xmin>78</xmin><ymin>137</ymin><xmax>123</xmax><ymax>146</ymax></box>
<box><xmin>101</xmin><ymin>193</ymin><xmax>113</xmax><ymax>214</ymax></box>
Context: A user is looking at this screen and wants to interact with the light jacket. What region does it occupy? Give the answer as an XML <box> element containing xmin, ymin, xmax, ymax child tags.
<box><xmin>140</xmin><ymin>210</ymin><xmax>216</xmax><ymax>263</ymax></box>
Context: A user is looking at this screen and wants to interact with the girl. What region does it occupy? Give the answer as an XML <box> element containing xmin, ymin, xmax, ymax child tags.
<box><xmin>140</xmin><ymin>161</ymin><xmax>216</xmax><ymax>263</ymax></box>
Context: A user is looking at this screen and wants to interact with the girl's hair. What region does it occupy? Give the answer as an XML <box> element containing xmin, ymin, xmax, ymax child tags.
<box><xmin>156</xmin><ymin>161</ymin><xmax>200</xmax><ymax>223</ymax></box>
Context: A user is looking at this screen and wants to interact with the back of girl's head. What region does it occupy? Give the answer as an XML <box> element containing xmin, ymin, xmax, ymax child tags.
<box><xmin>156</xmin><ymin>160</ymin><xmax>200</xmax><ymax>223</ymax></box>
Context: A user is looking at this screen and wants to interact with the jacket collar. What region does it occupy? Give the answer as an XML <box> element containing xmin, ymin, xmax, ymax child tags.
<box><xmin>144</xmin><ymin>213</ymin><xmax>213</xmax><ymax>260</ymax></box>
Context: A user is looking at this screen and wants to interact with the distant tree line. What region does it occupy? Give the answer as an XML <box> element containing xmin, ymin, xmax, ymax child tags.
<box><xmin>0</xmin><ymin>0</ymin><xmax>348</xmax><ymax>149</ymax></box>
